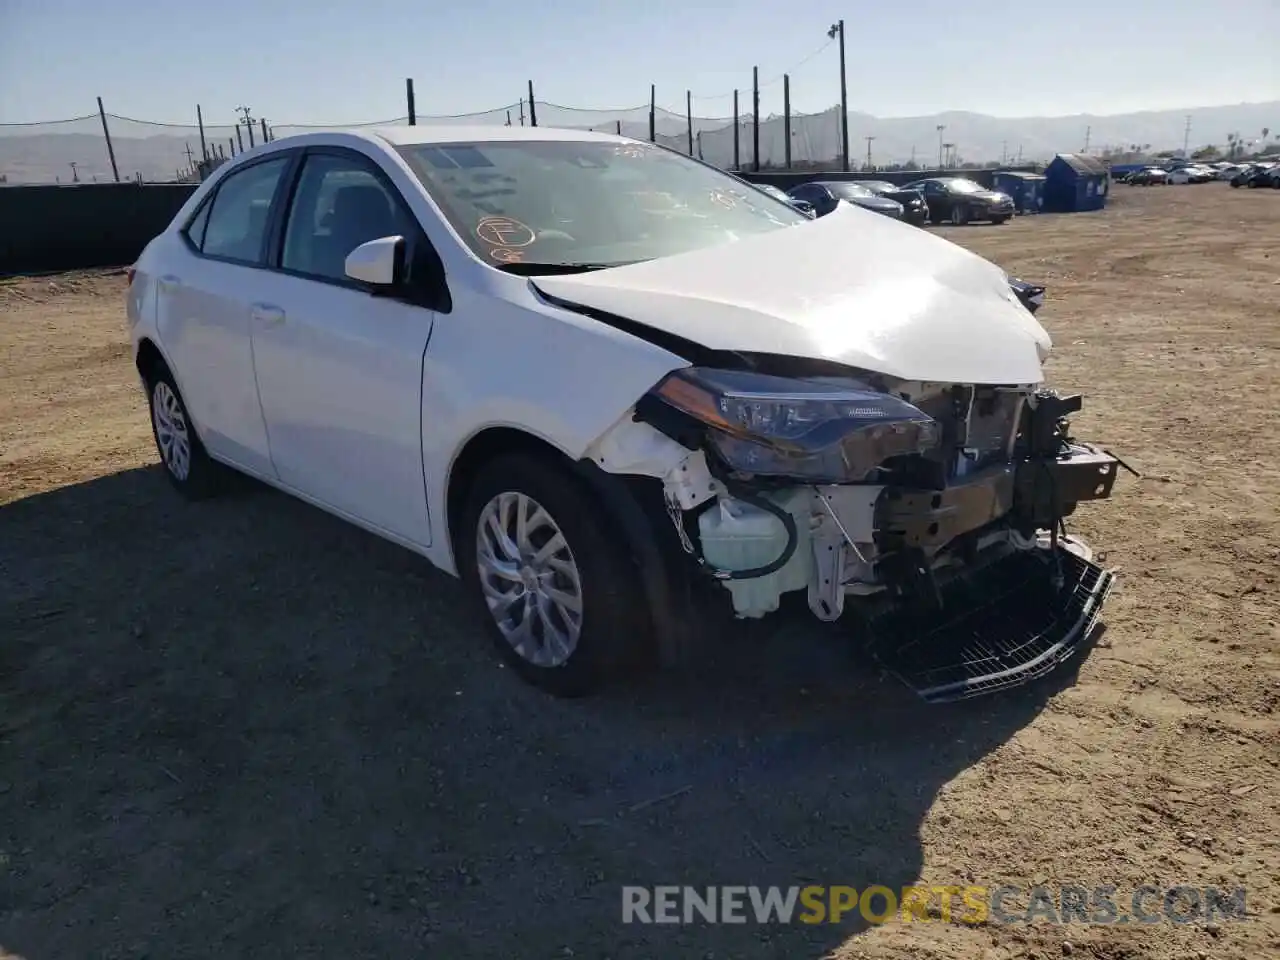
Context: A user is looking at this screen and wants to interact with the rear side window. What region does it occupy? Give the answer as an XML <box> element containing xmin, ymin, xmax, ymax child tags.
<box><xmin>198</xmin><ymin>157</ymin><xmax>290</xmax><ymax>264</ymax></box>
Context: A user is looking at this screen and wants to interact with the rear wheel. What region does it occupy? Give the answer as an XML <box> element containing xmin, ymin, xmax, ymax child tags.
<box><xmin>457</xmin><ymin>454</ymin><xmax>651</xmax><ymax>697</ymax></box>
<box><xmin>146</xmin><ymin>367</ymin><xmax>226</xmax><ymax>499</ymax></box>
<box><xmin>990</xmin><ymin>214</ymin><xmax>1010</xmax><ymax>225</ymax></box>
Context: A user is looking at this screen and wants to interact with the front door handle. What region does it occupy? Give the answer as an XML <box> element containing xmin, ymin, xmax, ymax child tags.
<box><xmin>251</xmin><ymin>303</ymin><xmax>285</xmax><ymax>325</ymax></box>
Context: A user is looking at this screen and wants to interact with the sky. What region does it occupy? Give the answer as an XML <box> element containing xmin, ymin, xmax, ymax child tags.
<box><xmin>1</xmin><ymin>0</ymin><xmax>1277</xmax><ymax>127</ymax></box>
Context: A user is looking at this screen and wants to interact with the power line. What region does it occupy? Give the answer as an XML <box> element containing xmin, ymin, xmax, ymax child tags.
<box><xmin>684</xmin><ymin>37</ymin><xmax>835</xmax><ymax>102</ymax></box>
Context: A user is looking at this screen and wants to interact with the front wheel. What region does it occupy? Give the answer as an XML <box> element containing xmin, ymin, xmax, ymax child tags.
<box><xmin>949</xmin><ymin>204</ymin><xmax>970</xmax><ymax>226</ymax></box>
<box><xmin>990</xmin><ymin>214</ymin><xmax>1010</xmax><ymax>225</ymax></box>
<box><xmin>458</xmin><ymin>454</ymin><xmax>651</xmax><ymax>697</ymax></box>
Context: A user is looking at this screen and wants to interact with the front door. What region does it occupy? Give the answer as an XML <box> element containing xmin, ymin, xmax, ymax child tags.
<box><xmin>249</xmin><ymin>148</ymin><xmax>438</xmax><ymax>547</ymax></box>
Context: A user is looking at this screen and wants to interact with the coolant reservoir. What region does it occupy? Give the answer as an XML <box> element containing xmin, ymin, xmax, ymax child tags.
<box><xmin>697</xmin><ymin>490</ymin><xmax>813</xmax><ymax>617</ymax></box>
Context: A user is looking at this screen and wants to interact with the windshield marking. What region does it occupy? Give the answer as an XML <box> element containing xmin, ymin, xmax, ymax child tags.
<box><xmin>475</xmin><ymin>216</ymin><xmax>536</xmax><ymax>247</ymax></box>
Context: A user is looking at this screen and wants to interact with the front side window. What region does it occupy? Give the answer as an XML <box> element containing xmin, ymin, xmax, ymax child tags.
<box><xmin>396</xmin><ymin>140</ymin><xmax>805</xmax><ymax>269</ymax></box>
<box><xmin>281</xmin><ymin>153</ymin><xmax>417</xmax><ymax>281</ymax></box>
<box><xmin>200</xmin><ymin>157</ymin><xmax>290</xmax><ymax>264</ymax></box>
<box><xmin>944</xmin><ymin>178</ymin><xmax>986</xmax><ymax>194</ymax></box>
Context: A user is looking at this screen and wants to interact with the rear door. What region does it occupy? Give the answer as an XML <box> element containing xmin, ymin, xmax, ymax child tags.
<box><xmin>156</xmin><ymin>153</ymin><xmax>296</xmax><ymax>476</ymax></box>
<box><xmin>248</xmin><ymin>146</ymin><xmax>444</xmax><ymax>547</ymax></box>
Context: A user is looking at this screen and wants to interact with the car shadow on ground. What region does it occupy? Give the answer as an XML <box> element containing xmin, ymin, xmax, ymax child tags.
<box><xmin>1</xmin><ymin>466</ymin><xmax>1094</xmax><ymax>959</ymax></box>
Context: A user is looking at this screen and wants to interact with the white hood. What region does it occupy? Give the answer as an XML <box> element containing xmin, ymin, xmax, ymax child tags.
<box><xmin>534</xmin><ymin>203</ymin><xmax>1052</xmax><ymax>385</ymax></box>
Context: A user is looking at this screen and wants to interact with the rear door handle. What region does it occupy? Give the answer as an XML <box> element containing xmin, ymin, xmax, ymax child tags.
<box><xmin>251</xmin><ymin>303</ymin><xmax>285</xmax><ymax>325</ymax></box>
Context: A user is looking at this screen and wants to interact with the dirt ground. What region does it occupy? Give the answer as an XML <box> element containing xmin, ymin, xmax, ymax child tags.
<box><xmin>2</xmin><ymin>184</ymin><xmax>1278</xmax><ymax>960</ymax></box>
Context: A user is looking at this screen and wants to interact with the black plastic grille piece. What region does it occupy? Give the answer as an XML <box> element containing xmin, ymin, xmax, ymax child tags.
<box><xmin>857</xmin><ymin>546</ymin><xmax>1114</xmax><ymax>703</ymax></box>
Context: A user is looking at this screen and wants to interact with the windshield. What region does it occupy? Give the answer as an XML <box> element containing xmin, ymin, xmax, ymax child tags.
<box><xmin>828</xmin><ymin>182</ymin><xmax>875</xmax><ymax>199</ymax></box>
<box><xmin>396</xmin><ymin>140</ymin><xmax>806</xmax><ymax>268</ymax></box>
<box><xmin>944</xmin><ymin>178</ymin><xmax>987</xmax><ymax>194</ymax></box>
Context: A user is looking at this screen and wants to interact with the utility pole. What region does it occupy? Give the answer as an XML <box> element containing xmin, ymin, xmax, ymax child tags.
<box><xmin>518</xmin><ymin>99</ymin><xmax>525</xmax><ymax>126</ymax></box>
<box><xmin>828</xmin><ymin>21</ymin><xmax>849</xmax><ymax>172</ymax></box>
<box><xmin>68</xmin><ymin>161</ymin><xmax>80</xmax><ymax>183</ymax></box>
<box><xmin>1182</xmin><ymin>114</ymin><xmax>1191</xmax><ymax>156</ymax></box>
<box><xmin>733</xmin><ymin>90</ymin><xmax>740</xmax><ymax>170</ymax></box>
<box><xmin>184</xmin><ymin>143</ymin><xmax>195</xmax><ymax>169</ymax></box>
<box><xmin>783</xmin><ymin>74</ymin><xmax>791</xmax><ymax>169</ymax></box>
<box><xmin>1001</xmin><ymin>140</ymin><xmax>1008</xmax><ymax>165</ymax></box>
<box><xmin>936</xmin><ymin>124</ymin><xmax>946</xmax><ymax>169</ymax></box>
<box><xmin>1082</xmin><ymin>125</ymin><xmax>1091</xmax><ymax>153</ymax></box>
<box><xmin>752</xmin><ymin>65</ymin><xmax>760</xmax><ymax>172</ymax></box>
<box><xmin>864</xmin><ymin>135</ymin><xmax>875</xmax><ymax>170</ymax></box>
<box><xmin>910</xmin><ymin>144</ymin><xmax>916</xmax><ymax>167</ymax></box>
<box><xmin>943</xmin><ymin>142</ymin><xmax>955</xmax><ymax>168</ymax></box>
<box><xmin>236</xmin><ymin>105</ymin><xmax>255</xmax><ymax>148</ymax></box>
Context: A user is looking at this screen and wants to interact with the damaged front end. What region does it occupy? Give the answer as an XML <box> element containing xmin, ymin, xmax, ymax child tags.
<box><xmin>599</xmin><ymin>362</ymin><xmax>1124</xmax><ymax>702</ymax></box>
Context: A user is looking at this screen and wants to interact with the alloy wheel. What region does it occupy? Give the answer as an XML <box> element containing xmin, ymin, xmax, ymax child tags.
<box><xmin>152</xmin><ymin>380</ymin><xmax>191</xmax><ymax>481</ymax></box>
<box><xmin>475</xmin><ymin>491</ymin><xmax>584</xmax><ymax>668</ymax></box>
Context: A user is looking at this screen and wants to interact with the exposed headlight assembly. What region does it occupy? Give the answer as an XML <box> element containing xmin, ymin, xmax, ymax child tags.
<box><xmin>646</xmin><ymin>367</ymin><xmax>941</xmax><ymax>482</ymax></box>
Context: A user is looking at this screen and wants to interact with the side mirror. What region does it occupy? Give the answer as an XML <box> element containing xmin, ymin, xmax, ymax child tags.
<box><xmin>344</xmin><ymin>235</ymin><xmax>405</xmax><ymax>287</ymax></box>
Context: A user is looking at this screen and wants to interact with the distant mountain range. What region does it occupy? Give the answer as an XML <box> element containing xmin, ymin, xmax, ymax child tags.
<box><xmin>2</xmin><ymin>101</ymin><xmax>1276</xmax><ymax>183</ymax></box>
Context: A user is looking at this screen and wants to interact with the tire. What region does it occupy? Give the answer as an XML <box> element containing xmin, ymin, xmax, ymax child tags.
<box><xmin>949</xmin><ymin>204</ymin><xmax>969</xmax><ymax>226</ymax></box>
<box><xmin>990</xmin><ymin>215</ymin><xmax>1010</xmax><ymax>225</ymax></box>
<box><xmin>145</xmin><ymin>364</ymin><xmax>226</xmax><ymax>500</ymax></box>
<box><xmin>457</xmin><ymin>453</ymin><xmax>651</xmax><ymax>697</ymax></box>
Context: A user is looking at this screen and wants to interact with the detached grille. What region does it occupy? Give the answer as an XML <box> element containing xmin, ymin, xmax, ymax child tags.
<box><xmin>856</xmin><ymin>546</ymin><xmax>1114</xmax><ymax>702</ymax></box>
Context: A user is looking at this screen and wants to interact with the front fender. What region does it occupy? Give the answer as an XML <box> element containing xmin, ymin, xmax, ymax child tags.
<box><xmin>418</xmin><ymin>285</ymin><xmax>689</xmax><ymax>574</ymax></box>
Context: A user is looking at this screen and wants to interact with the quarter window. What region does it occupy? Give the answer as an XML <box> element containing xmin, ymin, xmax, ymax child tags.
<box><xmin>200</xmin><ymin>157</ymin><xmax>290</xmax><ymax>264</ymax></box>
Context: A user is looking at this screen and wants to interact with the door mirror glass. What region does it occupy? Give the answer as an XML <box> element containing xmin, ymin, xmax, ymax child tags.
<box><xmin>344</xmin><ymin>235</ymin><xmax>405</xmax><ymax>286</ymax></box>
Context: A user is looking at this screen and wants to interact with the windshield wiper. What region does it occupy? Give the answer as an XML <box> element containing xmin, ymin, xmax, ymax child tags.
<box><xmin>494</xmin><ymin>261</ymin><xmax>636</xmax><ymax>276</ymax></box>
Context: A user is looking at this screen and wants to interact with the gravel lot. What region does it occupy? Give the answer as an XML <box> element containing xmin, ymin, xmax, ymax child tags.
<box><xmin>2</xmin><ymin>184</ymin><xmax>1278</xmax><ymax>960</ymax></box>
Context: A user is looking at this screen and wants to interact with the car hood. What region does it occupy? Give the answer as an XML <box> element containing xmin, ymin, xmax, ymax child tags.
<box><xmin>972</xmin><ymin>190</ymin><xmax>1011</xmax><ymax>203</ymax></box>
<box><xmin>533</xmin><ymin>203</ymin><xmax>1051</xmax><ymax>385</ymax></box>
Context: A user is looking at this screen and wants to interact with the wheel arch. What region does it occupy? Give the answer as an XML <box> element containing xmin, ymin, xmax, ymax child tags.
<box><xmin>443</xmin><ymin>424</ymin><xmax>705</xmax><ymax>668</ymax></box>
<box><xmin>134</xmin><ymin>336</ymin><xmax>169</xmax><ymax>385</ymax></box>
<box><xmin>445</xmin><ymin>426</ymin><xmax>576</xmax><ymax>557</ymax></box>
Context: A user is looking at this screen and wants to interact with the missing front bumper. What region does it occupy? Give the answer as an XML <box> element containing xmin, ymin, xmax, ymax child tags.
<box><xmin>856</xmin><ymin>544</ymin><xmax>1114</xmax><ymax>703</ymax></box>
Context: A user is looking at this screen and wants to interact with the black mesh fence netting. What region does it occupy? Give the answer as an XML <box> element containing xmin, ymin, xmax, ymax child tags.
<box><xmin>0</xmin><ymin>98</ymin><xmax>860</xmax><ymax>184</ymax></box>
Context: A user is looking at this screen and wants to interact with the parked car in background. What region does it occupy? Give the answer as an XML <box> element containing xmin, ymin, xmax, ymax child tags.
<box><xmin>1126</xmin><ymin>167</ymin><xmax>1170</xmax><ymax>185</ymax></box>
<box><xmin>127</xmin><ymin>126</ymin><xmax>1120</xmax><ymax>701</ymax></box>
<box><xmin>1167</xmin><ymin>165</ymin><xmax>1215</xmax><ymax>184</ymax></box>
<box><xmin>750</xmin><ymin>181</ymin><xmax>817</xmax><ymax>218</ymax></box>
<box><xmin>787</xmin><ymin>181</ymin><xmax>905</xmax><ymax>220</ymax></box>
<box><xmin>1008</xmin><ymin>277</ymin><xmax>1046</xmax><ymax>314</ymax></box>
<box><xmin>1232</xmin><ymin>163</ymin><xmax>1279</xmax><ymax>188</ymax></box>
<box><xmin>855</xmin><ymin>180</ymin><xmax>930</xmax><ymax>226</ymax></box>
<box><xmin>899</xmin><ymin>177</ymin><xmax>1015</xmax><ymax>225</ymax></box>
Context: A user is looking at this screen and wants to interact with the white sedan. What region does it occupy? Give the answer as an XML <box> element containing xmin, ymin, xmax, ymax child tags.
<box><xmin>128</xmin><ymin>126</ymin><xmax>1120</xmax><ymax>700</ymax></box>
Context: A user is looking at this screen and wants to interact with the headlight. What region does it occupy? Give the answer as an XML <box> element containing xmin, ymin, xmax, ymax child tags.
<box><xmin>648</xmin><ymin>367</ymin><xmax>941</xmax><ymax>482</ymax></box>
